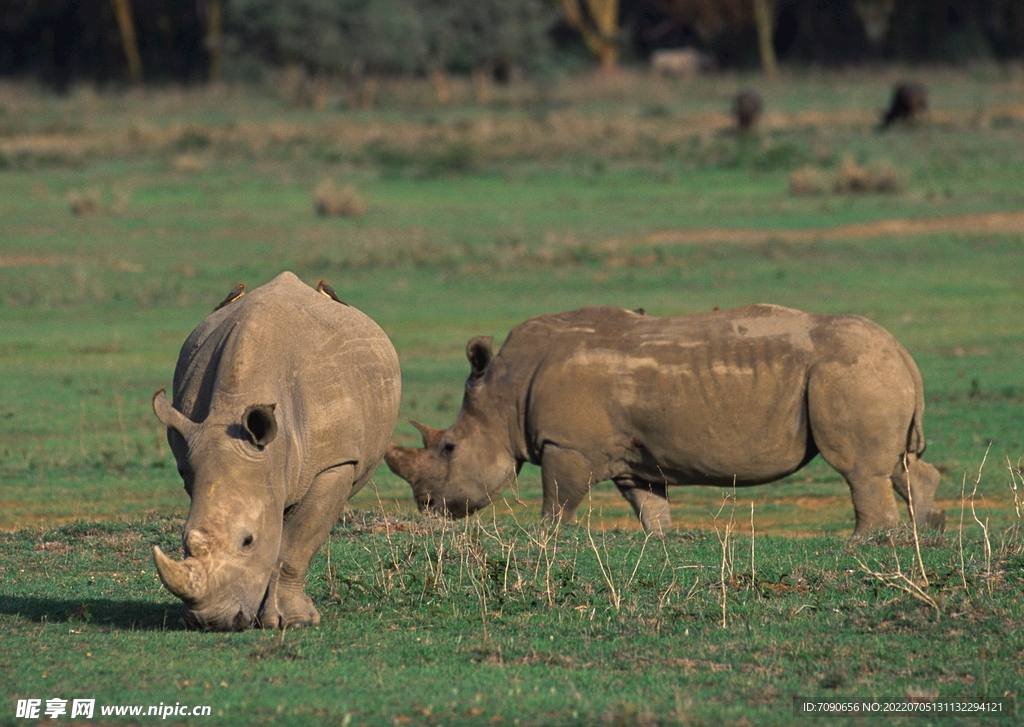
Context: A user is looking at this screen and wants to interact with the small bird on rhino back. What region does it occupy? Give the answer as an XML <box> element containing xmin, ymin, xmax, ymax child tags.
<box><xmin>317</xmin><ymin>280</ymin><xmax>348</xmax><ymax>305</ymax></box>
<box><xmin>213</xmin><ymin>283</ymin><xmax>245</xmax><ymax>311</ymax></box>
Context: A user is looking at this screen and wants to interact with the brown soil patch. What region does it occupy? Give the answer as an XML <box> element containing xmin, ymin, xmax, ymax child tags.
<box><xmin>632</xmin><ymin>210</ymin><xmax>1024</xmax><ymax>248</ymax></box>
<box><xmin>0</xmin><ymin>254</ymin><xmax>76</xmax><ymax>267</ymax></box>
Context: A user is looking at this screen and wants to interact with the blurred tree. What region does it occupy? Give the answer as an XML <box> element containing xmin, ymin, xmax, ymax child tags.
<box><xmin>226</xmin><ymin>0</ymin><xmax>552</xmax><ymax>103</ymax></box>
<box><xmin>227</xmin><ymin>0</ymin><xmax>427</xmax><ymax>77</ymax></box>
<box><xmin>4</xmin><ymin>0</ymin><xmax>1024</xmax><ymax>87</ymax></box>
<box><xmin>557</xmin><ymin>0</ymin><xmax>621</xmax><ymax>70</ymax></box>
<box><xmin>752</xmin><ymin>0</ymin><xmax>777</xmax><ymax>77</ymax></box>
<box><xmin>420</xmin><ymin>0</ymin><xmax>554</xmax><ymax>100</ymax></box>
<box><xmin>645</xmin><ymin>0</ymin><xmax>752</xmax><ymax>61</ymax></box>
<box><xmin>0</xmin><ymin>0</ymin><xmax>209</xmax><ymax>87</ymax></box>
<box><xmin>204</xmin><ymin>0</ymin><xmax>223</xmax><ymax>81</ymax></box>
<box><xmin>420</xmin><ymin>0</ymin><xmax>554</xmax><ymax>76</ymax></box>
<box><xmin>109</xmin><ymin>0</ymin><xmax>143</xmax><ymax>83</ymax></box>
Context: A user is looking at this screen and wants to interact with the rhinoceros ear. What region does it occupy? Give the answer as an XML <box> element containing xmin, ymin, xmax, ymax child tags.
<box><xmin>466</xmin><ymin>336</ymin><xmax>493</xmax><ymax>378</ymax></box>
<box><xmin>242</xmin><ymin>404</ymin><xmax>278</xmax><ymax>448</ymax></box>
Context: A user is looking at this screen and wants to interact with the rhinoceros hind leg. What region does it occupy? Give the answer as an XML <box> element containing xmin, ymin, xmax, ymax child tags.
<box><xmin>892</xmin><ymin>455</ymin><xmax>945</xmax><ymax>531</ymax></box>
<box><xmin>615</xmin><ymin>478</ymin><xmax>670</xmax><ymax>535</ymax></box>
<box><xmin>258</xmin><ymin>463</ymin><xmax>357</xmax><ymax>629</ymax></box>
<box><xmin>807</xmin><ymin>362</ymin><xmax>910</xmax><ymax>534</ymax></box>
<box><xmin>845</xmin><ymin>472</ymin><xmax>902</xmax><ymax>534</ymax></box>
<box><xmin>540</xmin><ymin>444</ymin><xmax>598</xmax><ymax>525</ymax></box>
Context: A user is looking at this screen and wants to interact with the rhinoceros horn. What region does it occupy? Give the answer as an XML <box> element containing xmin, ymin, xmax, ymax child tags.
<box><xmin>384</xmin><ymin>443</ymin><xmax>425</xmax><ymax>483</ymax></box>
<box><xmin>152</xmin><ymin>388</ymin><xmax>200</xmax><ymax>439</ymax></box>
<box><xmin>409</xmin><ymin>420</ymin><xmax>445</xmax><ymax>448</ymax></box>
<box><xmin>153</xmin><ymin>530</ymin><xmax>211</xmax><ymax>604</ymax></box>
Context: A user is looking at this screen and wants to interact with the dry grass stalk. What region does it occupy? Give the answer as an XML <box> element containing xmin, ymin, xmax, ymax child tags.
<box><xmin>711</xmin><ymin>490</ymin><xmax>737</xmax><ymax>628</ymax></box>
<box><xmin>314</xmin><ymin>179</ymin><xmax>366</xmax><ymax>218</ymax></box>
<box><xmin>1006</xmin><ymin>456</ymin><xmax>1024</xmax><ymax>523</ymax></box>
<box><xmin>903</xmin><ymin>454</ymin><xmax>929</xmax><ymax>587</ymax></box>
<box><xmin>584</xmin><ymin>509</ymin><xmax>621</xmax><ymax>612</ymax></box>
<box><xmin>854</xmin><ymin>550</ymin><xmax>940</xmax><ymax>617</ymax></box>
<box><xmin>968</xmin><ymin>445</ymin><xmax>994</xmax><ymax>595</ymax></box>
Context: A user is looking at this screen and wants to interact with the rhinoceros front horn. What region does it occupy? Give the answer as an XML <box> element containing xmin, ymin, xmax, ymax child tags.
<box><xmin>152</xmin><ymin>546</ymin><xmax>208</xmax><ymax>604</ymax></box>
<box><xmin>384</xmin><ymin>444</ymin><xmax>420</xmax><ymax>483</ymax></box>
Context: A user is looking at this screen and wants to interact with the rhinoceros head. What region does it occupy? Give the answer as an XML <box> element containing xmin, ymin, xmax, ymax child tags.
<box><xmin>385</xmin><ymin>337</ymin><xmax>519</xmax><ymax>519</ymax></box>
<box><xmin>152</xmin><ymin>389</ymin><xmax>285</xmax><ymax>631</ymax></box>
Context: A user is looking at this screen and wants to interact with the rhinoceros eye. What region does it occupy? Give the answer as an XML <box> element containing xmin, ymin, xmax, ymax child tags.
<box><xmin>441</xmin><ymin>442</ymin><xmax>456</xmax><ymax>457</ymax></box>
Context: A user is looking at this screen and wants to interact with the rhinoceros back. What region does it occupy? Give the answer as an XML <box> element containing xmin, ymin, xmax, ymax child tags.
<box><xmin>171</xmin><ymin>271</ymin><xmax>401</xmax><ymax>491</ymax></box>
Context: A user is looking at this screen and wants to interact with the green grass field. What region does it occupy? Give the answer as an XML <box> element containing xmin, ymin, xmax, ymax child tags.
<box><xmin>1</xmin><ymin>68</ymin><xmax>1023</xmax><ymax>725</ymax></box>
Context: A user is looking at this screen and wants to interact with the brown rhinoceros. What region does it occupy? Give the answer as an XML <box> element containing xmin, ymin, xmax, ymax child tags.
<box><xmin>385</xmin><ymin>305</ymin><xmax>944</xmax><ymax>535</ymax></box>
<box><xmin>152</xmin><ymin>271</ymin><xmax>400</xmax><ymax>630</ymax></box>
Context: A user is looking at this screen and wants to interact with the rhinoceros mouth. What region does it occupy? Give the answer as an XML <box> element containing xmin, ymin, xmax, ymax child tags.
<box><xmin>418</xmin><ymin>495</ymin><xmax>479</xmax><ymax>519</ymax></box>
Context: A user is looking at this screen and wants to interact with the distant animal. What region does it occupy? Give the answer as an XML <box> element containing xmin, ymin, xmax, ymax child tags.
<box><xmin>385</xmin><ymin>305</ymin><xmax>944</xmax><ymax>536</ymax></box>
<box><xmin>880</xmin><ymin>82</ymin><xmax>928</xmax><ymax>129</ymax></box>
<box><xmin>213</xmin><ymin>283</ymin><xmax>245</xmax><ymax>311</ymax></box>
<box><xmin>317</xmin><ymin>280</ymin><xmax>348</xmax><ymax>306</ymax></box>
<box><xmin>650</xmin><ymin>48</ymin><xmax>716</xmax><ymax>79</ymax></box>
<box><xmin>734</xmin><ymin>90</ymin><xmax>763</xmax><ymax>131</ymax></box>
<box><xmin>152</xmin><ymin>271</ymin><xmax>401</xmax><ymax>631</ymax></box>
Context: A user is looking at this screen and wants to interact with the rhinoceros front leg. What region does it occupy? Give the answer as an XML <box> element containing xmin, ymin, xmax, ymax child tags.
<box><xmin>258</xmin><ymin>463</ymin><xmax>356</xmax><ymax>629</ymax></box>
<box><xmin>615</xmin><ymin>477</ymin><xmax>670</xmax><ymax>535</ymax></box>
<box><xmin>540</xmin><ymin>444</ymin><xmax>596</xmax><ymax>525</ymax></box>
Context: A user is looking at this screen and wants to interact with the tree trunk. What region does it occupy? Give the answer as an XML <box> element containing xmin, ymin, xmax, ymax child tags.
<box><xmin>558</xmin><ymin>0</ymin><xmax>620</xmax><ymax>71</ymax></box>
<box><xmin>205</xmin><ymin>0</ymin><xmax>223</xmax><ymax>82</ymax></box>
<box><xmin>109</xmin><ymin>0</ymin><xmax>143</xmax><ymax>84</ymax></box>
<box><xmin>752</xmin><ymin>0</ymin><xmax>778</xmax><ymax>79</ymax></box>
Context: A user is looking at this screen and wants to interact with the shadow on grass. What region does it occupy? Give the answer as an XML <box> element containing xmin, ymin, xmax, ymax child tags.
<box><xmin>0</xmin><ymin>595</ymin><xmax>186</xmax><ymax>631</ymax></box>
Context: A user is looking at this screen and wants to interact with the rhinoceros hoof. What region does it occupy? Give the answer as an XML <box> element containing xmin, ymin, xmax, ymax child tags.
<box><xmin>258</xmin><ymin>593</ymin><xmax>321</xmax><ymax>630</ymax></box>
<box><xmin>925</xmin><ymin>509</ymin><xmax>946</xmax><ymax>532</ymax></box>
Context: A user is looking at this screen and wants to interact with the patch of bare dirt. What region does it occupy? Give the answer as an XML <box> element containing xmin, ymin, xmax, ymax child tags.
<box><xmin>633</xmin><ymin>210</ymin><xmax>1024</xmax><ymax>248</ymax></box>
<box><xmin>0</xmin><ymin>254</ymin><xmax>74</xmax><ymax>267</ymax></box>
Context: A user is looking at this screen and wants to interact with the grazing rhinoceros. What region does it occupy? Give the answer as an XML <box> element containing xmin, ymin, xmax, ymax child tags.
<box><xmin>385</xmin><ymin>305</ymin><xmax>944</xmax><ymax>536</ymax></box>
<box><xmin>152</xmin><ymin>271</ymin><xmax>400</xmax><ymax>630</ymax></box>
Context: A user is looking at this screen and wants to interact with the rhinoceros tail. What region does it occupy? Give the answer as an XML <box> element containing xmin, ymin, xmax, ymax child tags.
<box><xmin>900</xmin><ymin>346</ymin><xmax>928</xmax><ymax>457</ymax></box>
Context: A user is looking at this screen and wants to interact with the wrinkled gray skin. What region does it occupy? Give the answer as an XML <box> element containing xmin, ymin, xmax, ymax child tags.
<box><xmin>152</xmin><ymin>272</ymin><xmax>400</xmax><ymax>631</ymax></box>
<box><xmin>386</xmin><ymin>305</ymin><xmax>944</xmax><ymax>536</ymax></box>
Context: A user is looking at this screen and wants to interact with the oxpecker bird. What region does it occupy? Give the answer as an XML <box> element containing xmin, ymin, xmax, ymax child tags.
<box><xmin>213</xmin><ymin>283</ymin><xmax>245</xmax><ymax>311</ymax></box>
<box><xmin>317</xmin><ymin>280</ymin><xmax>348</xmax><ymax>306</ymax></box>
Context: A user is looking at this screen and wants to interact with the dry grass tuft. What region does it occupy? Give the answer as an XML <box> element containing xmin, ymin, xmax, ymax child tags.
<box><xmin>835</xmin><ymin>154</ymin><xmax>875</xmax><ymax>193</ymax></box>
<box><xmin>314</xmin><ymin>179</ymin><xmax>366</xmax><ymax>218</ymax></box>
<box><xmin>69</xmin><ymin>188</ymin><xmax>103</xmax><ymax>216</ymax></box>
<box><xmin>791</xmin><ymin>154</ymin><xmax>907</xmax><ymax>196</ymax></box>
<box><xmin>170</xmin><ymin>152</ymin><xmax>208</xmax><ymax>173</ymax></box>
<box><xmin>788</xmin><ymin>165</ymin><xmax>830</xmax><ymax>196</ymax></box>
<box><xmin>68</xmin><ymin>186</ymin><xmax>130</xmax><ymax>216</ymax></box>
